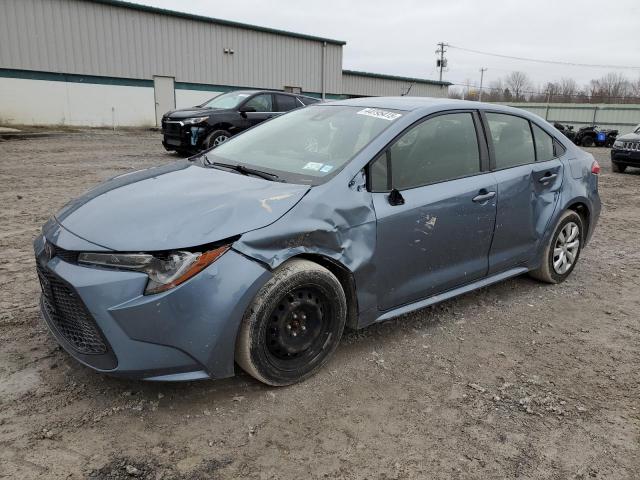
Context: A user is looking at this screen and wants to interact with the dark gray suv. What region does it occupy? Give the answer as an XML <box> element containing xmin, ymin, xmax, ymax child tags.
<box><xmin>35</xmin><ymin>97</ymin><xmax>601</xmax><ymax>386</ymax></box>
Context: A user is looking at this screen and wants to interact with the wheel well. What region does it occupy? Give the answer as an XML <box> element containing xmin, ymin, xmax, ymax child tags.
<box><xmin>567</xmin><ymin>202</ymin><xmax>590</xmax><ymax>235</ymax></box>
<box><xmin>210</xmin><ymin>122</ymin><xmax>233</xmax><ymax>133</ymax></box>
<box><xmin>294</xmin><ymin>254</ymin><xmax>359</xmax><ymax>330</ymax></box>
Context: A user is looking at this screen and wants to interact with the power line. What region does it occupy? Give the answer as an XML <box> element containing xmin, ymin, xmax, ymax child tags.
<box><xmin>448</xmin><ymin>44</ymin><xmax>640</xmax><ymax>70</ymax></box>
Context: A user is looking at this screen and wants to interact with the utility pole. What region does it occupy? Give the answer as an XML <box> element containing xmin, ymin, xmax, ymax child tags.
<box><xmin>436</xmin><ymin>42</ymin><xmax>448</xmax><ymax>82</ymax></box>
<box><xmin>479</xmin><ymin>67</ymin><xmax>487</xmax><ymax>102</ymax></box>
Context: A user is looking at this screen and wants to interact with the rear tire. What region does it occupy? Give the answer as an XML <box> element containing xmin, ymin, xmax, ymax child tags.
<box><xmin>235</xmin><ymin>259</ymin><xmax>347</xmax><ymax>386</ymax></box>
<box><xmin>612</xmin><ymin>162</ymin><xmax>627</xmax><ymax>173</ymax></box>
<box><xmin>204</xmin><ymin>129</ymin><xmax>231</xmax><ymax>149</ymax></box>
<box><xmin>529</xmin><ymin>210</ymin><xmax>584</xmax><ymax>284</ymax></box>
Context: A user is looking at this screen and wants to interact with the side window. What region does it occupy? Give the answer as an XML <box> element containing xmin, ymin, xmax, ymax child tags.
<box><xmin>371</xmin><ymin>112</ymin><xmax>480</xmax><ymax>191</ymax></box>
<box><xmin>300</xmin><ymin>96</ymin><xmax>320</xmax><ymax>106</ymax></box>
<box><xmin>244</xmin><ymin>94</ymin><xmax>273</xmax><ymax>112</ymax></box>
<box><xmin>532</xmin><ymin>123</ymin><xmax>555</xmax><ymax>162</ymax></box>
<box><xmin>553</xmin><ymin>140</ymin><xmax>566</xmax><ymax>157</ymax></box>
<box><xmin>276</xmin><ymin>94</ymin><xmax>298</xmax><ymax>112</ymax></box>
<box><xmin>369</xmin><ymin>152</ymin><xmax>389</xmax><ymax>192</ymax></box>
<box><xmin>486</xmin><ymin>113</ymin><xmax>535</xmax><ymax>169</ymax></box>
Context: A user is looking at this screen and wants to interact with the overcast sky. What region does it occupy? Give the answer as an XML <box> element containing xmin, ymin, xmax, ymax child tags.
<box><xmin>133</xmin><ymin>0</ymin><xmax>639</xmax><ymax>92</ymax></box>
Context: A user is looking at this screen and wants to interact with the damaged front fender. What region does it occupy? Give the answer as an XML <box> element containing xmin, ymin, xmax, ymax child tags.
<box><xmin>233</xmin><ymin>170</ymin><xmax>379</xmax><ymax>326</ymax></box>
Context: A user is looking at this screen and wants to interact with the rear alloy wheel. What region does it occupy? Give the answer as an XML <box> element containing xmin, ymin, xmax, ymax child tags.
<box><xmin>581</xmin><ymin>136</ymin><xmax>595</xmax><ymax>147</ymax></box>
<box><xmin>612</xmin><ymin>162</ymin><xmax>627</xmax><ymax>173</ymax></box>
<box><xmin>530</xmin><ymin>210</ymin><xmax>584</xmax><ymax>284</ymax></box>
<box><xmin>204</xmin><ymin>129</ymin><xmax>231</xmax><ymax>149</ymax></box>
<box><xmin>235</xmin><ymin>259</ymin><xmax>346</xmax><ymax>386</ymax></box>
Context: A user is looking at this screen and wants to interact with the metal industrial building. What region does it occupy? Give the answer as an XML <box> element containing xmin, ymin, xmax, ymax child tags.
<box><xmin>0</xmin><ymin>0</ymin><xmax>450</xmax><ymax>127</ymax></box>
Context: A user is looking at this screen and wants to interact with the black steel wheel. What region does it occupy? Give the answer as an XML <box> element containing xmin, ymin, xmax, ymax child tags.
<box><xmin>236</xmin><ymin>259</ymin><xmax>346</xmax><ymax>386</ymax></box>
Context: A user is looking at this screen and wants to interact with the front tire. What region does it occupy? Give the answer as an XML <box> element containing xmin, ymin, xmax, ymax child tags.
<box><xmin>612</xmin><ymin>162</ymin><xmax>627</xmax><ymax>173</ymax></box>
<box><xmin>529</xmin><ymin>210</ymin><xmax>584</xmax><ymax>284</ymax></box>
<box><xmin>235</xmin><ymin>259</ymin><xmax>347</xmax><ymax>386</ymax></box>
<box><xmin>204</xmin><ymin>129</ymin><xmax>231</xmax><ymax>149</ymax></box>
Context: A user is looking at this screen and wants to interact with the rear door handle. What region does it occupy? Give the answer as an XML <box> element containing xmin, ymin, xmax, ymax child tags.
<box><xmin>539</xmin><ymin>172</ymin><xmax>558</xmax><ymax>183</ymax></box>
<box><xmin>472</xmin><ymin>191</ymin><xmax>496</xmax><ymax>203</ymax></box>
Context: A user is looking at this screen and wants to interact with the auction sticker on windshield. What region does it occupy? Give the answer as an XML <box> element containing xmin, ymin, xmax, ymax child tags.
<box><xmin>302</xmin><ymin>162</ymin><xmax>324</xmax><ymax>171</ymax></box>
<box><xmin>357</xmin><ymin>108</ymin><xmax>402</xmax><ymax>121</ymax></box>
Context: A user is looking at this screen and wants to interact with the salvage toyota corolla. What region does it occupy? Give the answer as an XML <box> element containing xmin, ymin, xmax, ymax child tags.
<box><xmin>34</xmin><ymin>97</ymin><xmax>601</xmax><ymax>385</ymax></box>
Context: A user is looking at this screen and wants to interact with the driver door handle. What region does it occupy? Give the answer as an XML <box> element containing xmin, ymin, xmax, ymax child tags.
<box><xmin>472</xmin><ymin>191</ymin><xmax>496</xmax><ymax>203</ymax></box>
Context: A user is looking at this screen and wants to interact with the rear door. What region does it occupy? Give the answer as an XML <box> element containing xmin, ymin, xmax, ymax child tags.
<box><xmin>370</xmin><ymin>111</ymin><xmax>497</xmax><ymax>311</ymax></box>
<box><xmin>484</xmin><ymin>112</ymin><xmax>564</xmax><ymax>274</ymax></box>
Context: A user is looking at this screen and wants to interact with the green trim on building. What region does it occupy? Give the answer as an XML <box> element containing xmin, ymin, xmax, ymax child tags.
<box><xmin>0</xmin><ymin>68</ymin><xmax>152</xmax><ymax>87</ymax></box>
<box><xmin>0</xmin><ymin>68</ymin><xmax>346</xmax><ymax>100</ymax></box>
<box><xmin>343</xmin><ymin>69</ymin><xmax>451</xmax><ymax>87</ymax></box>
<box><xmin>86</xmin><ymin>0</ymin><xmax>346</xmax><ymax>46</ymax></box>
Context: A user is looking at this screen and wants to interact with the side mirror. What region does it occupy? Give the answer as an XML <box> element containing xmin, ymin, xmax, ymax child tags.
<box><xmin>239</xmin><ymin>106</ymin><xmax>256</xmax><ymax>116</ymax></box>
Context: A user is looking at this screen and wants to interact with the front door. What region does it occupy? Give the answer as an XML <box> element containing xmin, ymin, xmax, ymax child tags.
<box><xmin>153</xmin><ymin>76</ymin><xmax>175</xmax><ymax>127</ymax></box>
<box><xmin>483</xmin><ymin>113</ymin><xmax>564</xmax><ymax>274</ymax></box>
<box><xmin>370</xmin><ymin>111</ymin><xmax>497</xmax><ymax>311</ymax></box>
<box><xmin>240</xmin><ymin>93</ymin><xmax>276</xmax><ymax>130</ymax></box>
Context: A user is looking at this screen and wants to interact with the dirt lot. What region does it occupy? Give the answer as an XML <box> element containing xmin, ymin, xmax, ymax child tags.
<box><xmin>0</xmin><ymin>130</ymin><xmax>638</xmax><ymax>479</ymax></box>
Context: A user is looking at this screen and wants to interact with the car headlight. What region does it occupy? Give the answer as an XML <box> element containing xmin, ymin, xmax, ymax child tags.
<box><xmin>78</xmin><ymin>246</ymin><xmax>229</xmax><ymax>294</ymax></box>
<box><xmin>182</xmin><ymin>116</ymin><xmax>209</xmax><ymax>125</ymax></box>
<box><xmin>613</xmin><ymin>140</ymin><xmax>624</xmax><ymax>148</ymax></box>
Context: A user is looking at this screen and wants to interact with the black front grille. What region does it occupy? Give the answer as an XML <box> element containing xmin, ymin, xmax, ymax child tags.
<box><xmin>162</xmin><ymin>120</ymin><xmax>182</xmax><ymax>136</ymax></box>
<box><xmin>37</xmin><ymin>264</ymin><xmax>107</xmax><ymax>355</ymax></box>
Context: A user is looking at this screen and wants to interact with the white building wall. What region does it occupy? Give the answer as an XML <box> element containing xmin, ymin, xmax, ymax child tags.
<box><xmin>0</xmin><ymin>77</ymin><xmax>234</xmax><ymax>126</ymax></box>
<box><xmin>0</xmin><ymin>77</ymin><xmax>155</xmax><ymax>127</ymax></box>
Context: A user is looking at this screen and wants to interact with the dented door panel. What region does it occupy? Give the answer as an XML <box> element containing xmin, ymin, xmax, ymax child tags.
<box><xmin>371</xmin><ymin>173</ymin><xmax>497</xmax><ymax>312</ymax></box>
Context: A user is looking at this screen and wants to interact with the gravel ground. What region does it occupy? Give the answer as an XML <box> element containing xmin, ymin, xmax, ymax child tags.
<box><xmin>0</xmin><ymin>130</ymin><xmax>638</xmax><ymax>479</ymax></box>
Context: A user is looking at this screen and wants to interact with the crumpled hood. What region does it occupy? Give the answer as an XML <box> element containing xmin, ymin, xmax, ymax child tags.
<box><xmin>55</xmin><ymin>161</ymin><xmax>309</xmax><ymax>251</ymax></box>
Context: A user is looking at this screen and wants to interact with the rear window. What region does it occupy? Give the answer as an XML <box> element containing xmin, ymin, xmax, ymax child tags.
<box><xmin>299</xmin><ymin>96</ymin><xmax>320</xmax><ymax>106</ymax></box>
<box><xmin>276</xmin><ymin>94</ymin><xmax>298</xmax><ymax>112</ymax></box>
<box><xmin>532</xmin><ymin>124</ymin><xmax>555</xmax><ymax>162</ymax></box>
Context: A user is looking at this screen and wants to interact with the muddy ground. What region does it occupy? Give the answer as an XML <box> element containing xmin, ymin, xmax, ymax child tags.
<box><xmin>0</xmin><ymin>130</ymin><xmax>638</xmax><ymax>479</ymax></box>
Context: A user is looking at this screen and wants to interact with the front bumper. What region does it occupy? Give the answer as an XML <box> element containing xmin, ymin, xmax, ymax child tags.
<box><xmin>161</xmin><ymin>120</ymin><xmax>208</xmax><ymax>151</ymax></box>
<box><xmin>611</xmin><ymin>148</ymin><xmax>640</xmax><ymax>166</ymax></box>
<box><xmin>34</xmin><ymin>232</ymin><xmax>271</xmax><ymax>381</ymax></box>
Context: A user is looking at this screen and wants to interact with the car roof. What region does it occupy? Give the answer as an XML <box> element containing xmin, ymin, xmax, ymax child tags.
<box><xmin>226</xmin><ymin>89</ymin><xmax>313</xmax><ymax>98</ymax></box>
<box><xmin>324</xmin><ymin>96</ymin><xmax>529</xmax><ymax>115</ymax></box>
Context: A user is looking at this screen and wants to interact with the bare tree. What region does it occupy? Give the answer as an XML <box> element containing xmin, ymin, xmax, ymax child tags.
<box><xmin>590</xmin><ymin>73</ymin><xmax>631</xmax><ymax>103</ymax></box>
<box><xmin>504</xmin><ymin>71</ymin><xmax>532</xmax><ymax>101</ymax></box>
<box><xmin>559</xmin><ymin>78</ymin><xmax>578</xmax><ymax>102</ymax></box>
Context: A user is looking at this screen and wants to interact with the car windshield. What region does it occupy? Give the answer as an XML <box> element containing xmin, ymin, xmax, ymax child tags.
<box><xmin>206</xmin><ymin>105</ymin><xmax>404</xmax><ymax>184</ymax></box>
<box><xmin>200</xmin><ymin>91</ymin><xmax>254</xmax><ymax>109</ymax></box>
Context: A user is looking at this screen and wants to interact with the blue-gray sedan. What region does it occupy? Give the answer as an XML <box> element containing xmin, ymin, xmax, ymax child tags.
<box><xmin>34</xmin><ymin>97</ymin><xmax>601</xmax><ymax>385</ymax></box>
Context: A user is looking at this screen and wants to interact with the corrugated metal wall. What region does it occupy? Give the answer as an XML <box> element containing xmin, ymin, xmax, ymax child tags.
<box><xmin>343</xmin><ymin>72</ymin><xmax>448</xmax><ymax>98</ymax></box>
<box><xmin>505</xmin><ymin>103</ymin><xmax>640</xmax><ymax>134</ymax></box>
<box><xmin>0</xmin><ymin>0</ymin><xmax>343</xmax><ymax>94</ymax></box>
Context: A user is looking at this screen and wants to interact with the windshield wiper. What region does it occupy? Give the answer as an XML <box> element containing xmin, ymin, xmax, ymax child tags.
<box><xmin>203</xmin><ymin>154</ymin><xmax>281</xmax><ymax>182</ymax></box>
